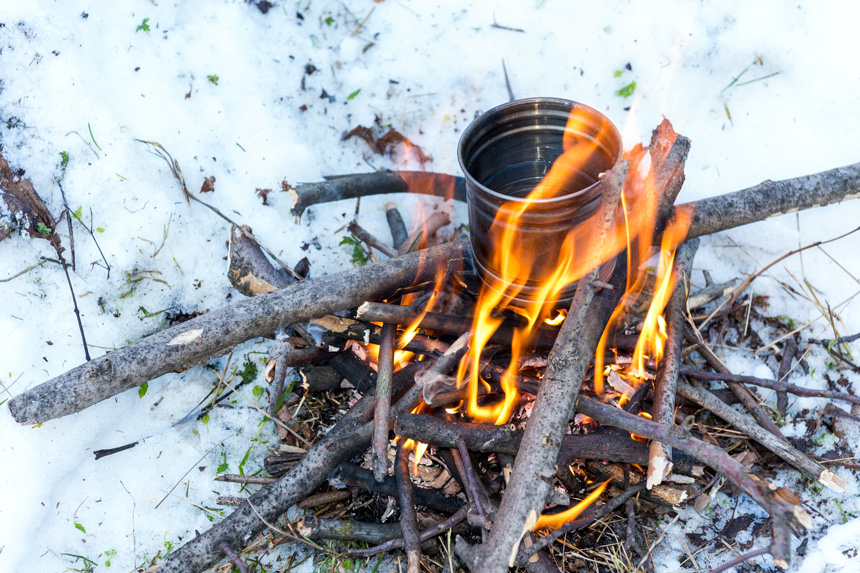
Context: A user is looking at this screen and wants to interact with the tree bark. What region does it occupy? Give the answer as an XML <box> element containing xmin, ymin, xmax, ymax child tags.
<box><xmin>9</xmin><ymin>241</ymin><xmax>466</xmax><ymax>424</ymax></box>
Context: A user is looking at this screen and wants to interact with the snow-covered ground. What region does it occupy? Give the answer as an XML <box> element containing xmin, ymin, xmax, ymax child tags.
<box><xmin>1</xmin><ymin>1</ymin><xmax>859</xmax><ymax>572</ymax></box>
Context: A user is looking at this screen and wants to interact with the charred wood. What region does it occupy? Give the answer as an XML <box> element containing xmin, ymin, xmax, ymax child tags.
<box><xmin>336</xmin><ymin>463</ymin><xmax>464</xmax><ymax>515</ymax></box>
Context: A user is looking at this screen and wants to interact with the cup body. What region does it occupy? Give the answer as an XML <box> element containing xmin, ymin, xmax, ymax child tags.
<box><xmin>459</xmin><ymin>98</ymin><xmax>622</xmax><ymax>308</ymax></box>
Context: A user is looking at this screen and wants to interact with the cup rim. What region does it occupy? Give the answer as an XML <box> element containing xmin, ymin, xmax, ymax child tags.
<box><xmin>458</xmin><ymin>97</ymin><xmax>622</xmax><ymax>205</ymax></box>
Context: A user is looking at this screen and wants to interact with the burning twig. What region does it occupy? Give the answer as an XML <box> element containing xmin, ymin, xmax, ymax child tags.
<box><xmin>456</xmin><ymin>161</ymin><xmax>628</xmax><ymax>571</ymax></box>
<box><xmin>372</xmin><ymin>322</ymin><xmax>397</xmax><ymax>481</ymax></box>
<box><xmin>648</xmin><ymin>238</ymin><xmax>699</xmax><ymax>488</ymax></box>
<box><xmin>385</xmin><ymin>202</ymin><xmax>409</xmax><ymax>249</ymax></box>
<box><xmin>515</xmin><ymin>481</ymin><xmax>648</xmax><ymax>566</ymax></box>
<box><xmin>394</xmin><ymin>440</ymin><xmax>422</xmax><ymax>573</ymax></box>
<box><xmin>395</xmin><ymin>413</ymin><xmax>689</xmax><ymax>470</ymax></box>
<box><xmin>308</xmin><ymin>315</ymin><xmax>449</xmax><ymax>356</ymax></box>
<box><xmin>356</xmin><ymin>301</ymin><xmax>561</xmax><ymax>349</ymax></box>
<box><xmin>8</xmin><ymin>241</ymin><xmax>466</xmax><ymax>424</ymax></box>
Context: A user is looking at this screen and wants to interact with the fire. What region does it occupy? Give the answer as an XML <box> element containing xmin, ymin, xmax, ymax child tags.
<box><xmin>457</xmin><ymin>111</ymin><xmax>624</xmax><ymax>424</ymax></box>
<box><xmin>397</xmin><ymin>171</ymin><xmax>458</xmax><ymax>351</ymax></box>
<box><xmin>593</xmin><ymin>121</ymin><xmax>695</xmax><ymax>395</ymax></box>
<box><xmin>630</xmin><ymin>209</ymin><xmax>693</xmax><ymax>378</ymax></box>
<box><xmin>544</xmin><ymin>309</ymin><xmax>566</xmax><ymax>326</ymax></box>
<box><xmin>533</xmin><ymin>475</ymin><xmax>614</xmax><ymax>531</ymax></box>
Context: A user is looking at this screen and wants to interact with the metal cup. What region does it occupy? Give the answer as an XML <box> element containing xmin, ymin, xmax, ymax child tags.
<box><xmin>458</xmin><ymin>97</ymin><xmax>622</xmax><ymax>308</ymax></box>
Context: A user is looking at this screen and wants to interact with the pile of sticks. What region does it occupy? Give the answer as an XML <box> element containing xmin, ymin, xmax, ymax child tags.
<box><xmin>8</xmin><ymin>121</ymin><xmax>860</xmax><ymax>573</ymax></box>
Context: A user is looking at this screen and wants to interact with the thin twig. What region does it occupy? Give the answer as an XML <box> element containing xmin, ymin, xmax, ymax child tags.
<box><xmin>708</xmin><ymin>546</ymin><xmax>769</xmax><ymax>573</ymax></box>
<box><xmin>372</xmin><ymin>322</ymin><xmax>397</xmax><ymax>481</ymax></box>
<box><xmin>395</xmin><ymin>440</ymin><xmax>421</xmax><ymax>573</ymax></box>
<box><xmin>345</xmin><ymin>507</ymin><xmax>469</xmax><ymax>558</ymax></box>
<box><xmin>349</xmin><ymin>219</ymin><xmax>398</xmax><ymax>258</ymax></box>
<box><xmin>679</xmin><ymin>366</ymin><xmax>860</xmax><ymax>406</ymax></box>
<box><xmin>219</xmin><ymin>543</ymin><xmax>248</xmax><ymax>573</ymax></box>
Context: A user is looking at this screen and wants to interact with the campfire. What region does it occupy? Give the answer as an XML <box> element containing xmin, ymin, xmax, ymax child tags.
<box><xmin>8</xmin><ymin>97</ymin><xmax>860</xmax><ymax>573</ymax></box>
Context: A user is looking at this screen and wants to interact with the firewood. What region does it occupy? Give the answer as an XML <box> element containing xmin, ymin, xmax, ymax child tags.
<box><xmin>676</xmin><ymin>380</ymin><xmax>847</xmax><ymax>492</ymax></box>
<box><xmin>372</xmin><ymin>322</ymin><xmax>397</xmax><ymax>481</ymax></box>
<box><xmin>648</xmin><ymin>238</ymin><xmax>699</xmax><ymax>488</ymax></box>
<box><xmin>288</xmin><ymin>170</ymin><xmax>466</xmax><ymax>222</ymax></box>
<box><xmin>154</xmin><ymin>359</ymin><xmax>426</xmax><ymax>572</ymax></box>
<box><xmin>395</xmin><ymin>413</ymin><xmax>698</xmax><ymax>473</ymax></box>
<box><xmin>454</xmin><ymin>160</ymin><xmax>629</xmax><ymax>572</ymax></box>
<box><xmin>8</xmin><ymin>240</ymin><xmax>467</xmax><ymax>424</ymax></box>
<box><xmin>336</xmin><ymin>462</ymin><xmax>464</xmax><ymax>515</ymax></box>
<box><xmin>386</xmin><ymin>202</ymin><xmax>409</xmax><ymax>249</ymax></box>
<box><xmin>394</xmin><ymin>440</ymin><xmax>422</xmax><ymax>573</ymax></box>
<box><xmin>576</xmin><ymin>396</ymin><xmax>812</xmax><ymax>568</ymax></box>
<box><xmin>678</xmin><ymin>160</ymin><xmax>860</xmax><ymax>240</ymax></box>
<box><xmin>679</xmin><ymin>366</ymin><xmax>860</xmax><ymax>405</ymax></box>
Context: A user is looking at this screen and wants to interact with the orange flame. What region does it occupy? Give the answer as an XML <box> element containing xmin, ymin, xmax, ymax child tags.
<box><xmin>457</xmin><ymin>111</ymin><xmax>623</xmax><ymax>424</ymax></box>
<box><xmin>629</xmin><ymin>210</ymin><xmax>693</xmax><ymax>377</ymax></box>
<box><xmin>534</xmin><ymin>475</ymin><xmax>614</xmax><ymax>531</ymax></box>
<box><xmin>593</xmin><ymin>121</ymin><xmax>695</xmax><ymax>396</ymax></box>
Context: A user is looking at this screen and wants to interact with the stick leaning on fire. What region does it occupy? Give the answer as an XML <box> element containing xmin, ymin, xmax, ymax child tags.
<box><xmin>8</xmin><ymin>119</ymin><xmax>860</xmax><ymax>572</ymax></box>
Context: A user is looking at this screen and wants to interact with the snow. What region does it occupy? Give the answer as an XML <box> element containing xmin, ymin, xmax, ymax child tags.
<box><xmin>1</xmin><ymin>1</ymin><xmax>859</xmax><ymax>571</ymax></box>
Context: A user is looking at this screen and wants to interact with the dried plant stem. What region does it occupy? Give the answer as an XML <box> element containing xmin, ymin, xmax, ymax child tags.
<box><xmin>372</xmin><ymin>322</ymin><xmax>396</xmax><ymax>481</ymax></box>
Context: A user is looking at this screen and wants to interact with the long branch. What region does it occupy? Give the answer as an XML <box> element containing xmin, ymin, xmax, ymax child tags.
<box><xmin>8</xmin><ymin>240</ymin><xmax>466</xmax><ymax>424</ymax></box>
<box><xmin>676</xmin><ymin>380</ymin><xmax>847</xmax><ymax>492</ymax></box>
